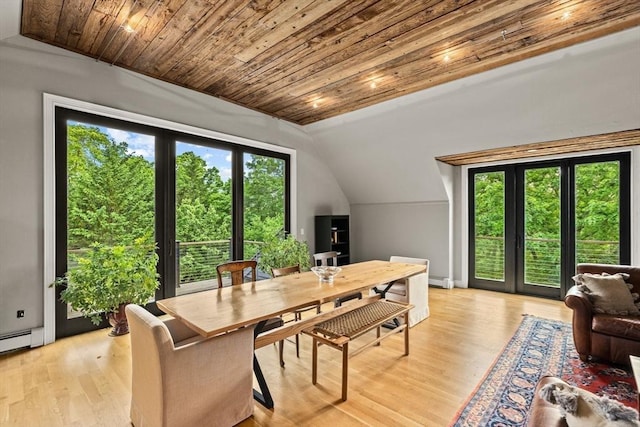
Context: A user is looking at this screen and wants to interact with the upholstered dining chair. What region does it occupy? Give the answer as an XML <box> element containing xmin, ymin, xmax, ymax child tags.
<box><xmin>216</xmin><ymin>260</ymin><xmax>285</xmax><ymax>367</ymax></box>
<box><xmin>374</xmin><ymin>256</ymin><xmax>430</xmax><ymax>327</ymax></box>
<box><xmin>314</xmin><ymin>251</ymin><xmax>361</xmax><ymax>307</ymax></box>
<box><xmin>271</xmin><ymin>265</ymin><xmax>321</xmax><ymax>357</ymax></box>
<box><xmin>126</xmin><ymin>304</ymin><xmax>254</xmax><ymax>427</ymax></box>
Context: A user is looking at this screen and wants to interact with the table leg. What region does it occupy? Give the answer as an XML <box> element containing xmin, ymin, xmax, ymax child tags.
<box><xmin>253</xmin><ymin>320</ymin><xmax>274</xmax><ymax>409</ymax></box>
<box><xmin>373</xmin><ymin>282</ymin><xmax>401</xmax><ymax>328</ymax></box>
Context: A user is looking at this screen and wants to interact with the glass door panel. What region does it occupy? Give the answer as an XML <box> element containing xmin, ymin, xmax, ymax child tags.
<box><xmin>575</xmin><ymin>161</ymin><xmax>621</xmax><ymax>264</ymax></box>
<box><xmin>175</xmin><ymin>142</ymin><xmax>232</xmax><ymax>295</ymax></box>
<box><xmin>243</xmin><ymin>153</ymin><xmax>286</xmax><ymax>278</ymax></box>
<box><xmin>472</xmin><ymin>171</ymin><xmax>506</xmax><ymax>285</ymax></box>
<box><xmin>521</xmin><ymin>167</ymin><xmax>561</xmax><ymax>290</ymax></box>
<box><xmin>61</xmin><ymin>119</ymin><xmax>155</xmax><ymax>333</ymax></box>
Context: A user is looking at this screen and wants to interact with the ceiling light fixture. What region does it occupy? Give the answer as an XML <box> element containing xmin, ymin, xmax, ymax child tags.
<box><xmin>370</xmin><ymin>81</ymin><xmax>377</xmax><ymax>89</ymax></box>
<box><xmin>312</xmin><ymin>101</ymin><xmax>319</xmax><ymax>109</ymax></box>
<box><xmin>443</xmin><ymin>54</ymin><xmax>451</xmax><ymax>63</ymax></box>
<box><xmin>111</xmin><ymin>0</ymin><xmax>163</xmax><ymax>65</ymax></box>
<box><xmin>562</xmin><ymin>11</ymin><xmax>572</xmax><ymax>20</ymax></box>
<box><xmin>122</xmin><ymin>23</ymin><xmax>136</xmax><ymax>33</ymax></box>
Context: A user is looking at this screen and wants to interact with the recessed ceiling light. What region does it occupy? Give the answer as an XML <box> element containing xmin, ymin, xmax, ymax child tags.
<box><xmin>562</xmin><ymin>11</ymin><xmax>571</xmax><ymax>20</ymax></box>
<box><xmin>122</xmin><ymin>23</ymin><xmax>135</xmax><ymax>33</ymax></box>
<box><xmin>312</xmin><ymin>102</ymin><xmax>318</xmax><ymax>109</ymax></box>
<box><xmin>443</xmin><ymin>54</ymin><xmax>451</xmax><ymax>63</ymax></box>
<box><xmin>370</xmin><ymin>81</ymin><xmax>377</xmax><ymax>89</ymax></box>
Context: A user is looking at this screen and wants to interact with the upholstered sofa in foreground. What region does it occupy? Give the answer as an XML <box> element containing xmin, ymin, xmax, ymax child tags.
<box><xmin>564</xmin><ymin>263</ymin><xmax>640</xmax><ymax>365</ymax></box>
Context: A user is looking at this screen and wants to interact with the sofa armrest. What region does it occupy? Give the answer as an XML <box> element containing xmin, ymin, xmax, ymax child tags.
<box><xmin>564</xmin><ymin>285</ymin><xmax>594</xmax><ymax>360</ymax></box>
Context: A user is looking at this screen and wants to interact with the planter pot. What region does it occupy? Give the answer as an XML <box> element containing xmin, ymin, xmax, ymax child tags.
<box><xmin>107</xmin><ymin>303</ymin><xmax>130</xmax><ymax>336</ymax></box>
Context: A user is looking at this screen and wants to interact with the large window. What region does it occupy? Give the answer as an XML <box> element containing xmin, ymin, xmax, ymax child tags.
<box><xmin>55</xmin><ymin>107</ymin><xmax>291</xmax><ymax>336</ymax></box>
<box><xmin>469</xmin><ymin>153</ymin><xmax>630</xmax><ymax>298</ymax></box>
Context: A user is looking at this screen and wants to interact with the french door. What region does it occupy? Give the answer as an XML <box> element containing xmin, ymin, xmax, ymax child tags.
<box><xmin>469</xmin><ymin>153</ymin><xmax>630</xmax><ymax>298</ymax></box>
<box><xmin>55</xmin><ymin>107</ymin><xmax>290</xmax><ymax>337</ymax></box>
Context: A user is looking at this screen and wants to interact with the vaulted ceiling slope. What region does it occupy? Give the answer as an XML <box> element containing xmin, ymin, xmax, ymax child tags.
<box><xmin>20</xmin><ymin>1</ymin><xmax>640</xmax><ymax>125</ymax></box>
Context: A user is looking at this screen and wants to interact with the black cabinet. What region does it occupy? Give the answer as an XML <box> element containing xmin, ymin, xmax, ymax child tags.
<box><xmin>315</xmin><ymin>215</ymin><xmax>350</xmax><ymax>265</ymax></box>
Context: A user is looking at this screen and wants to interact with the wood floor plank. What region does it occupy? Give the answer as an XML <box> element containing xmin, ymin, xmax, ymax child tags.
<box><xmin>0</xmin><ymin>288</ymin><xmax>572</xmax><ymax>426</ymax></box>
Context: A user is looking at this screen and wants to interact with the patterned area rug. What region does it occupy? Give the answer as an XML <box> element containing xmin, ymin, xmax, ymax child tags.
<box><xmin>449</xmin><ymin>315</ymin><xmax>637</xmax><ymax>426</ymax></box>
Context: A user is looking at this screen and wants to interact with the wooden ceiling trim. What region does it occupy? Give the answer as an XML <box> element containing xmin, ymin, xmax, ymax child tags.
<box><xmin>435</xmin><ymin>129</ymin><xmax>640</xmax><ymax>166</ymax></box>
<box><xmin>210</xmin><ymin>0</ymin><xmax>391</xmax><ymax>97</ymax></box>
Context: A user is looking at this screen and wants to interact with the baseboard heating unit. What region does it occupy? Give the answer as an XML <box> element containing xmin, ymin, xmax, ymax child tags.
<box><xmin>0</xmin><ymin>328</ymin><xmax>44</xmax><ymax>353</ymax></box>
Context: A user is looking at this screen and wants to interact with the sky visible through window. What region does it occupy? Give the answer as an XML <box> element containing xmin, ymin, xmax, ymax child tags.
<box><xmin>72</xmin><ymin>121</ymin><xmax>232</xmax><ymax>181</ymax></box>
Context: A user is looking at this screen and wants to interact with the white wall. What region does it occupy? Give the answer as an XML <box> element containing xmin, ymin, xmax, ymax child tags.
<box><xmin>0</xmin><ymin>35</ymin><xmax>349</xmax><ymax>338</ymax></box>
<box><xmin>351</xmin><ymin>202</ymin><xmax>449</xmax><ymax>280</ymax></box>
<box><xmin>308</xmin><ymin>27</ymin><xmax>640</xmax><ymax>285</ymax></box>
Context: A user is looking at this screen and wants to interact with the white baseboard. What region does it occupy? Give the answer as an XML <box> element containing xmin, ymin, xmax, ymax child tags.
<box><xmin>429</xmin><ymin>277</ymin><xmax>454</xmax><ymax>289</ymax></box>
<box><xmin>0</xmin><ymin>328</ymin><xmax>44</xmax><ymax>353</ymax></box>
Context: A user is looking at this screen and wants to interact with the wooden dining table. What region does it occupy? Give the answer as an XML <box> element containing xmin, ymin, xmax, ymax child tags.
<box><xmin>156</xmin><ymin>259</ymin><xmax>427</xmax><ymax>408</ymax></box>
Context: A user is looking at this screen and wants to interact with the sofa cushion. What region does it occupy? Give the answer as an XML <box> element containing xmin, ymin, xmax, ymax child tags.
<box><xmin>592</xmin><ymin>315</ymin><xmax>640</xmax><ymax>341</ymax></box>
<box><xmin>572</xmin><ymin>273</ymin><xmax>640</xmax><ymax>316</ymax></box>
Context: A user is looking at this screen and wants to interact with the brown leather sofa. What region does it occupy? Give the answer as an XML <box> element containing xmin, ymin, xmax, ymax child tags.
<box><xmin>564</xmin><ymin>263</ymin><xmax>640</xmax><ymax>365</ymax></box>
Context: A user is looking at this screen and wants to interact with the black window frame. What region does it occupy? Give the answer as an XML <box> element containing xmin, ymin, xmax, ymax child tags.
<box><xmin>54</xmin><ymin>106</ymin><xmax>291</xmax><ymax>337</ymax></box>
<box><xmin>468</xmin><ymin>152</ymin><xmax>630</xmax><ymax>299</ymax></box>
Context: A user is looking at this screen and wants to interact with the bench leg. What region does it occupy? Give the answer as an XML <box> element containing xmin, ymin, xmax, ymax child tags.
<box><xmin>312</xmin><ymin>338</ymin><xmax>318</xmax><ymax>385</ymax></box>
<box><xmin>404</xmin><ymin>312</ymin><xmax>409</xmax><ymax>356</ymax></box>
<box><xmin>342</xmin><ymin>342</ymin><xmax>349</xmax><ymax>401</ymax></box>
<box><xmin>376</xmin><ymin>326</ymin><xmax>380</xmax><ymax>346</ymax></box>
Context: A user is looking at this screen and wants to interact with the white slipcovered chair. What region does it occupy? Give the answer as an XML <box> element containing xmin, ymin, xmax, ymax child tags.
<box><xmin>126</xmin><ymin>304</ymin><xmax>254</xmax><ymax>427</ymax></box>
<box><xmin>375</xmin><ymin>256</ymin><xmax>430</xmax><ymax>327</ymax></box>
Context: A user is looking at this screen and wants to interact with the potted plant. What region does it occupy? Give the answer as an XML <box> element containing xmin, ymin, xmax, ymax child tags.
<box><xmin>53</xmin><ymin>237</ymin><xmax>159</xmax><ymax>336</ymax></box>
<box><xmin>258</xmin><ymin>234</ymin><xmax>312</xmax><ymax>276</ymax></box>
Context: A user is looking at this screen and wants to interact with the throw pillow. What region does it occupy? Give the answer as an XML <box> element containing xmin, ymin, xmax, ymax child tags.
<box><xmin>601</xmin><ymin>272</ymin><xmax>640</xmax><ymax>309</ymax></box>
<box><xmin>572</xmin><ymin>273</ymin><xmax>640</xmax><ymax>316</ymax></box>
<box><xmin>539</xmin><ymin>378</ymin><xmax>640</xmax><ymax>427</ymax></box>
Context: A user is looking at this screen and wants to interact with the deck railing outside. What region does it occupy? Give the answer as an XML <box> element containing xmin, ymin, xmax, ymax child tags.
<box><xmin>475</xmin><ymin>236</ymin><xmax>619</xmax><ymax>286</ymax></box>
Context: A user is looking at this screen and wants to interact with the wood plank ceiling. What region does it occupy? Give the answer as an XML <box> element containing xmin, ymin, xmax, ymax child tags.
<box><xmin>20</xmin><ymin>1</ymin><xmax>640</xmax><ymax>125</ymax></box>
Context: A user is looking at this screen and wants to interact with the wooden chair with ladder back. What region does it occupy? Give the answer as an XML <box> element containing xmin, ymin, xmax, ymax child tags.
<box><xmin>271</xmin><ymin>265</ymin><xmax>321</xmax><ymax>358</ymax></box>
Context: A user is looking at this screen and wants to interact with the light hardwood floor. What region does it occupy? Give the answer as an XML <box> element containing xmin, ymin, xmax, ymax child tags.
<box><xmin>0</xmin><ymin>288</ymin><xmax>572</xmax><ymax>427</ymax></box>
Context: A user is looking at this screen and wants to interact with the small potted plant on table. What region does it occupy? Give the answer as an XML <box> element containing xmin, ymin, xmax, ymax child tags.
<box><xmin>53</xmin><ymin>237</ymin><xmax>159</xmax><ymax>336</ymax></box>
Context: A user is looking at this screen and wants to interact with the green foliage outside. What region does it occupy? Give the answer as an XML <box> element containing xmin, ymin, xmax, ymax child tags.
<box><xmin>258</xmin><ymin>234</ymin><xmax>312</xmax><ymax>277</ymax></box>
<box><xmin>66</xmin><ymin>124</ymin><xmax>286</xmax><ymax>288</ymax></box>
<box><xmin>473</xmin><ymin>162</ymin><xmax>621</xmax><ymax>286</ymax></box>
<box><xmin>67</xmin><ymin>124</ymin><xmax>154</xmax><ymax>248</ymax></box>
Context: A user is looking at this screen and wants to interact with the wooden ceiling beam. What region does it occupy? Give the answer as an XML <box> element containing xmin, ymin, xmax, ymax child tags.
<box><xmin>435</xmin><ymin>129</ymin><xmax>640</xmax><ymax>166</ymax></box>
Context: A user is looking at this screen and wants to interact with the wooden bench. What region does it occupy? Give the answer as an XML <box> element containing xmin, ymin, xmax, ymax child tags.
<box><xmin>302</xmin><ymin>297</ymin><xmax>413</xmax><ymax>401</ymax></box>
